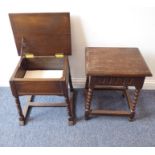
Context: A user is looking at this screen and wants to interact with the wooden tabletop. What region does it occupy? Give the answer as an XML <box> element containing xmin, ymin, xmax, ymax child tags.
<box><xmin>86</xmin><ymin>47</ymin><xmax>152</xmax><ymax>77</ymax></box>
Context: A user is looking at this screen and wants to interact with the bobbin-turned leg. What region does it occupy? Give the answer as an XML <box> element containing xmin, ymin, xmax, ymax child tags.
<box><xmin>68</xmin><ymin>64</ymin><xmax>74</xmax><ymax>92</ymax></box>
<box><xmin>23</xmin><ymin>95</ymin><xmax>35</xmax><ymax>124</ymax></box>
<box><xmin>63</xmin><ymin>83</ymin><xmax>75</xmax><ymax>125</ymax></box>
<box><xmin>85</xmin><ymin>76</ymin><xmax>89</xmax><ymax>97</ymax></box>
<box><xmin>14</xmin><ymin>96</ymin><xmax>25</xmax><ymax>126</ymax></box>
<box><xmin>65</xmin><ymin>94</ymin><xmax>75</xmax><ymax>125</ymax></box>
<box><xmin>85</xmin><ymin>76</ymin><xmax>89</xmax><ymax>90</ymax></box>
<box><xmin>122</xmin><ymin>86</ymin><xmax>128</xmax><ymax>98</ymax></box>
<box><xmin>129</xmin><ymin>88</ymin><xmax>141</xmax><ymax>121</ymax></box>
<box><xmin>85</xmin><ymin>88</ymin><xmax>93</xmax><ymax>120</ymax></box>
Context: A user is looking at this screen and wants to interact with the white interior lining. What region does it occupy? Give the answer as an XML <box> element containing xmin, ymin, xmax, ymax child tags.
<box><xmin>24</xmin><ymin>70</ymin><xmax>63</xmax><ymax>79</ymax></box>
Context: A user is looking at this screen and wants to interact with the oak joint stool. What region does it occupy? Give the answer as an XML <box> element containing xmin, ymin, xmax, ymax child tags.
<box><xmin>85</xmin><ymin>47</ymin><xmax>152</xmax><ymax>121</ymax></box>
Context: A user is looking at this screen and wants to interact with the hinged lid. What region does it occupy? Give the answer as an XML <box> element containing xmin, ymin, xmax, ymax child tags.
<box><xmin>9</xmin><ymin>13</ymin><xmax>71</xmax><ymax>56</ymax></box>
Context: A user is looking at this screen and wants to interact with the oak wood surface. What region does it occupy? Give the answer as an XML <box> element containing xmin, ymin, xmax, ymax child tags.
<box><xmin>86</xmin><ymin>47</ymin><xmax>152</xmax><ymax>77</ymax></box>
<box><xmin>9</xmin><ymin>13</ymin><xmax>71</xmax><ymax>56</ymax></box>
<box><xmin>9</xmin><ymin>13</ymin><xmax>75</xmax><ymax>125</ymax></box>
<box><xmin>85</xmin><ymin>47</ymin><xmax>152</xmax><ymax>121</ymax></box>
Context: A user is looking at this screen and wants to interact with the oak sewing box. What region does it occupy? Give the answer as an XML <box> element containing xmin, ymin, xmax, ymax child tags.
<box><xmin>9</xmin><ymin>13</ymin><xmax>75</xmax><ymax>126</ymax></box>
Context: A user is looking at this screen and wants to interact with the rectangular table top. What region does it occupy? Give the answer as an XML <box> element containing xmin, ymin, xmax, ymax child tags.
<box><xmin>86</xmin><ymin>47</ymin><xmax>152</xmax><ymax>77</ymax></box>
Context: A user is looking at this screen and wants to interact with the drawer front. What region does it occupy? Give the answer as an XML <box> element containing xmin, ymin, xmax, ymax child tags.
<box><xmin>91</xmin><ymin>76</ymin><xmax>145</xmax><ymax>89</ymax></box>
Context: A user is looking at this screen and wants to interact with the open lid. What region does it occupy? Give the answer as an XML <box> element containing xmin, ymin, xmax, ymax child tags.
<box><xmin>9</xmin><ymin>13</ymin><xmax>71</xmax><ymax>56</ymax></box>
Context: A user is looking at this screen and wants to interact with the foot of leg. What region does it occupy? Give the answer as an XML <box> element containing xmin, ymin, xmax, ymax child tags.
<box><xmin>65</xmin><ymin>95</ymin><xmax>75</xmax><ymax>125</ymax></box>
<box><xmin>85</xmin><ymin>110</ymin><xmax>89</xmax><ymax>120</ymax></box>
<box><xmin>15</xmin><ymin>96</ymin><xmax>25</xmax><ymax>125</ymax></box>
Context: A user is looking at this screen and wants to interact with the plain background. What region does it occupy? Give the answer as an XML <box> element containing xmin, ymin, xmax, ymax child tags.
<box><xmin>0</xmin><ymin>0</ymin><xmax>155</xmax><ymax>89</ymax></box>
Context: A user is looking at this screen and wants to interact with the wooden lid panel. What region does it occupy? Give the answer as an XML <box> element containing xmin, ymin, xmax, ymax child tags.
<box><xmin>9</xmin><ymin>13</ymin><xmax>71</xmax><ymax>56</ymax></box>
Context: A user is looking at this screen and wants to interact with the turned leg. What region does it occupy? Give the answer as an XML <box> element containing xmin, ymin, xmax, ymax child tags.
<box><xmin>15</xmin><ymin>96</ymin><xmax>25</xmax><ymax>126</ymax></box>
<box><xmin>85</xmin><ymin>76</ymin><xmax>89</xmax><ymax>97</ymax></box>
<box><xmin>122</xmin><ymin>86</ymin><xmax>128</xmax><ymax>98</ymax></box>
<box><xmin>129</xmin><ymin>88</ymin><xmax>141</xmax><ymax>121</ymax></box>
<box><xmin>63</xmin><ymin>83</ymin><xmax>75</xmax><ymax>125</ymax></box>
<box><xmin>65</xmin><ymin>94</ymin><xmax>75</xmax><ymax>125</ymax></box>
<box><xmin>23</xmin><ymin>95</ymin><xmax>35</xmax><ymax>123</ymax></box>
<box><xmin>85</xmin><ymin>76</ymin><xmax>89</xmax><ymax>90</ymax></box>
<box><xmin>85</xmin><ymin>88</ymin><xmax>93</xmax><ymax>120</ymax></box>
<box><xmin>69</xmin><ymin>67</ymin><xmax>74</xmax><ymax>92</ymax></box>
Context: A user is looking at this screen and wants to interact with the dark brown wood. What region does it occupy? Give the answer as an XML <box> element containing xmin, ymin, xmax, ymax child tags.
<box><xmin>10</xmin><ymin>57</ymin><xmax>75</xmax><ymax>125</ymax></box>
<box><xmin>129</xmin><ymin>88</ymin><xmax>141</xmax><ymax>121</ymax></box>
<box><xmin>91</xmin><ymin>110</ymin><xmax>130</xmax><ymax>116</ymax></box>
<box><xmin>15</xmin><ymin>96</ymin><xmax>25</xmax><ymax>125</ymax></box>
<box><xmin>9</xmin><ymin>13</ymin><xmax>75</xmax><ymax>126</ymax></box>
<box><xmin>85</xmin><ymin>75</ymin><xmax>89</xmax><ymax>90</ymax></box>
<box><xmin>94</xmin><ymin>85</ymin><xmax>125</xmax><ymax>90</ymax></box>
<box><xmin>69</xmin><ymin>70</ymin><xmax>74</xmax><ymax>92</ymax></box>
<box><xmin>85</xmin><ymin>88</ymin><xmax>93</xmax><ymax>120</ymax></box>
<box><xmin>86</xmin><ymin>47</ymin><xmax>152</xmax><ymax>77</ymax></box>
<box><xmin>63</xmin><ymin>86</ymin><xmax>75</xmax><ymax>125</ymax></box>
<box><xmin>28</xmin><ymin>102</ymin><xmax>66</xmax><ymax>107</ymax></box>
<box><xmin>22</xmin><ymin>94</ymin><xmax>73</xmax><ymax>125</ymax></box>
<box><xmin>91</xmin><ymin>77</ymin><xmax>145</xmax><ymax>88</ymax></box>
<box><xmin>9</xmin><ymin>13</ymin><xmax>71</xmax><ymax>56</ymax></box>
<box><xmin>85</xmin><ymin>47</ymin><xmax>152</xmax><ymax>121</ymax></box>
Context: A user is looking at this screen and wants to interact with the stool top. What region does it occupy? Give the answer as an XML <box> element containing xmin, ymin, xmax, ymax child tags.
<box><xmin>86</xmin><ymin>47</ymin><xmax>152</xmax><ymax>77</ymax></box>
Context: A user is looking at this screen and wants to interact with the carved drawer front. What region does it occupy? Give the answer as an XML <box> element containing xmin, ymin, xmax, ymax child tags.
<box><xmin>91</xmin><ymin>76</ymin><xmax>144</xmax><ymax>88</ymax></box>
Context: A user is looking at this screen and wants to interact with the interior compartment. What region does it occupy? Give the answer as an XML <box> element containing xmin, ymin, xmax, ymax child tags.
<box><xmin>24</xmin><ymin>70</ymin><xmax>63</xmax><ymax>79</ymax></box>
<box><xmin>14</xmin><ymin>57</ymin><xmax>64</xmax><ymax>79</ymax></box>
